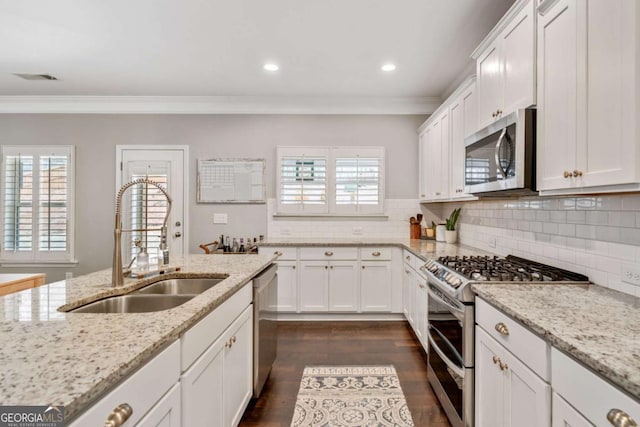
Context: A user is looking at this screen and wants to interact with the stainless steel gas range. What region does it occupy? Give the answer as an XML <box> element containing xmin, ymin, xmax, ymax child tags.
<box><xmin>420</xmin><ymin>255</ymin><xmax>589</xmax><ymax>427</ymax></box>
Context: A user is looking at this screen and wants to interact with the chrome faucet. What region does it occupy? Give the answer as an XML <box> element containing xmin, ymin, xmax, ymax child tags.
<box><xmin>112</xmin><ymin>178</ymin><xmax>172</xmax><ymax>287</ymax></box>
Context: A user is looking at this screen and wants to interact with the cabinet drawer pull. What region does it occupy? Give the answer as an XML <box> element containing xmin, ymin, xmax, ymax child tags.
<box><xmin>324</xmin><ymin>251</ymin><xmax>333</xmax><ymax>256</ymax></box>
<box><xmin>607</xmin><ymin>409</ymin><xmax>638</xmax><ymax>427</ymax></box>
<box><xmin>104</xmin><ymin>403</ymin><xmax>133</xmax><ymax>427</ymax></box>
<box><xmin>372</xmin><ymin>251</ymin><xmax>381</xmax><ymax>257</ymax></box>
<box><xmin>274</xmin><ymin>251</ymin><xmax>283</xmax><ymax>256</ymax></box>
<box><xmin>495</xmin><ymin>322</ymin><xmax>509</xmax><ymax>336</ymax></box>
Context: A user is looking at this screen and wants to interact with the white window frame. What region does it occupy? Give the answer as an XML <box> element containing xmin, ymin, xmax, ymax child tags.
<box><xmin>0</xmin><ymin>145</ymin><xmax>76</xmax><ymax>264</ymax></box>
<box><xmin>276</xmin><ymin>146</ymin><xmax>385</xmax><ymax>216</ymax></box>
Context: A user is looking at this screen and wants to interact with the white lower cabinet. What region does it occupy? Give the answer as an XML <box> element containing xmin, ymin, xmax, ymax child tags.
<box><xmin>402</xmin><ymin>263</ymin><xmax>415</xmax><ymax>325</ymax></box>
<box><xmin>475</xmin><ymin>327</ymin><xmax>550</xmax><ymax>427</ymax></box>
<box><xmin>181</xmin><ymin>305</ymin><xmax>253</xmax><ymax>427</ymax></box>
<box><xmin>552</xmin><ymin>348</ymin><xmax>640</xmax><ymax>427</ymax></box>
<box><xmin>137</xmin><ymin>383</ymin><xmax>181</xmax><ymax>427</ymax></box>
<box><xmin>414</xmin><ymin>272</ymin><xmax>428</xmax><ymax>348</ymax></box>
<box><xmin>299</xmin><ymin>261</ymin><xmax>330</xmax><ymax>311</ymax></box>
<box><xmin>552</xmin><ymin>392</ymin><xmax>593</xmax><ymax>427</ymax></box>
<box><xmin>275</xmin><ymin>260</ymin><xmax>297</xmax><ymax>312</ymax></box>
<box><xmin>360</xmin><ymin>260</ymin><xmax>392</xmax><ymax>312</ymax></box>
<box><xmin>70</xmin><ymin>341</ymin><xmax>181</xmax><ymax>427</ymax></box>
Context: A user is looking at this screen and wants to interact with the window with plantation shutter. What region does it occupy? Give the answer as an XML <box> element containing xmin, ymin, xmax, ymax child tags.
<box><xmin>277</xmin><ymin>147</ymin><xmax>329</xmax><ymax>214</ymax></box>
<box><xmin>333</xmin><ymin>148</ymin><xmax>384</xmax><ymax>214</ymax></box>
<box><xmin>1</xmin><ymin>146</ymin><xmax>75</xmax><ymax>263</ymax></box>
<box><xmin>276</xmin><ymin>146</ymin><xmax>384</xmax><ymax>215</ymax></box>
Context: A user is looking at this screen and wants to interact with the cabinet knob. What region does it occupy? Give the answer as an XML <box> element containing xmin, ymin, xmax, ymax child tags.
<box><xmin>324</xmin><ymin>251</ymin><xmax>333</xmax><ymax>256</ymax></box>
<box><xmin>421</xmin><ymin>194</ymin><xmax>426</xmax><ymax>198</ymax></box>
<box><xmin>497</xmin><ymin>109</ymin><xmax>502</xmax><ymax>116</ymax></box>
<box><xmin>362</xmin><ymin>265</ymin><xmax>365</xmax><ymax>269</ymax></box>
<box><xmin>493</xmin><ymin>355</ymin><xmax>500</xmax><ymax>365</ymax></box>
<box><xmin>564</xmin><ymin>171</ymin><xmax>572</xmax><ymax>178</ymax></box>
<box><xmin>495</xmin><ymin>322</ymin><xmax>509</xmax><ymax>336</ymax></box>
<box><xmin>435</xmin><ymin>192</ymin><xmax>441</xmax><ymax>196</ymax></box>
<box><xmin>274</xmin><ymin>251</ymin><xmax>283</xmax><ymax>256</ymax></box>
<box><xmin>607</xmin><ymin>409</ymin><xmax>638</xmax><ymax>427</ymax></box>
<box><xmin>330</xmin><ymin>265</ymin><xmax>334</xmax><ymax>269</ymax></box>
<box><xmin>231</xmin><ymin>335</ymin><xmax>237</xmax><ymax>343</ymax></box>
<box><xmin>406</xmin><ymin>256</ymin><xmax>411</xmax><ymax>261</ymax></box>
<box><xmin>292</xmin><ymin>265</ymin><xmax>296</xmax><ymax>270</ymax></box>
<box><xmin>104</xmin><ymin>403</ymin><xmax>133</xmax><ymax>427</ymax></box>
<box><xmin>499</xmin><ymin>360</ymin><xmax>508</xmax><ymax>371</ymax></box>
<box><xmin>573</xmin><ymin>170</ymin><xmax>583</xmax><ymax>178</ymax></box>
<box><xmin>372</xmin><ymin>251</ymin><xmax>381</xmax><ymax>257</ymax></box>
<box><xmin>324</xmin><ymin>265</ymin><xmax>328</xmax><ymax>269</ymax></box>
<box><xmin>492</xmin><ymin>112</ymin><xmax>496</xmax><ymax>118</ymax></box>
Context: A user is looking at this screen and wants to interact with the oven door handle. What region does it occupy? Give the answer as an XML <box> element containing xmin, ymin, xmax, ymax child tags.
<box><xmin>427</xmin><ymin>332</ymin><xmax>466</xmax><ymax>379</ymax></box>
<box><xmin>426</xmin><ymin>282</ymin><xmax>465</xmax><ymax>323</ymax></box>
<box><xmin>428</xmin><ymin>324</ymin><xmax>464</xmax><ymax>368</ymax></box>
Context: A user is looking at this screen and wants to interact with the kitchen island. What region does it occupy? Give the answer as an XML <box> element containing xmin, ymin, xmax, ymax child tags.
<box><xmin>0</xmin><ymin>254</ymin><xmax>276</xmax><ymax>421</ymax></box>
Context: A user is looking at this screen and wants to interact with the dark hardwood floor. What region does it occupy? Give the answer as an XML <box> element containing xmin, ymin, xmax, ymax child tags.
<box><xmin>240</xmin><ymin>321</ymin><xmax>451</xmax><ymax>427</ymax></box>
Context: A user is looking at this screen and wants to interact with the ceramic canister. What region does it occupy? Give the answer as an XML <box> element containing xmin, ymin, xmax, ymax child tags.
<box><xmin>435</xmin><ymin>224</ymin><xmax>446</xmax><ymax>242</ymax></box>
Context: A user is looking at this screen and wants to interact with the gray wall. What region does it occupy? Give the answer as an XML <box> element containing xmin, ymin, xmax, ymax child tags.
<box><xmin>0</xmin><ymin>114</ymin><xmax>426</xmax><ymax>282</ymax></box>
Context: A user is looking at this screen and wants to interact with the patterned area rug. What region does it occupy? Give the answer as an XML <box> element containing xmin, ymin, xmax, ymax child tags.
<box><xmin>291</xmin><ymin>365</ymin><xmax>415</xmax><ymax>427</ymax></box>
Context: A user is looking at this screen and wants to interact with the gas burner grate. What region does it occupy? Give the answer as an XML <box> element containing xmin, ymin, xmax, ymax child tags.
<box><xmin>437</xmin><ymin>255</ymin><xmax>588</xmax><ymax>282</ymax></box>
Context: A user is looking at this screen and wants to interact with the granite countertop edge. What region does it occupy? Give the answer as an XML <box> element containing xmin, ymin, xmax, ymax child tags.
<box><xmin>0</xmin><ymin>254</ymin><xmax>277</xmax><ymax>421</ymax></box>
<box><xmin>472</xmin><ymin>284</ymin><xmax>640</xmax><ymax>400</ymax></box>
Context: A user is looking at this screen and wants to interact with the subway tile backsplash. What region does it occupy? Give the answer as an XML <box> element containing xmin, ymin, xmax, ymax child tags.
<box><xmin>456</xmin><ymin>193</ymin><xmax>640</xmax><ymax>297</ymax></box>
<box><xmin>267</xmin><ymin>198</ymin><xmax>420</xmax><ymax>239</ymax></box>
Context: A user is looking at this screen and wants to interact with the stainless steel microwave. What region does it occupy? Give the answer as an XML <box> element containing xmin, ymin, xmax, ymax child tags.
<box><xmin>464</xmin><ymin>108</ymin><xmax>536</xmax><ymax>195</ymax></box>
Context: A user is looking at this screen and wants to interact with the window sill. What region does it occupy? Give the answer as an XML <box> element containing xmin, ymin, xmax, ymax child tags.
<box><xmin>272</xmin><ymin>213</ymin><xmax>388</xmax><ymax>220</ymax></box>
<box><xmin>0</xmin><ymin>260</ymin><xmax>79</xmax><ymax>268</ymax></box>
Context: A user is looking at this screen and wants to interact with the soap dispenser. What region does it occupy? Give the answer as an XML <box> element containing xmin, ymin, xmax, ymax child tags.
<box><xmin>137</xmin><ymin>247</ymin><xmax>149</xmax><ymax>271</ymax></box>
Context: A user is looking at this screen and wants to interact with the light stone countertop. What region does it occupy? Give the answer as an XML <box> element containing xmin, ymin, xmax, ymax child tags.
<box><xmin>259</xmin><ymin>237</ymin><xmax>491</xmax><ymax>261</ymax></box>
<box><xmin>472</xmin><ymin>284</ymin><xmax>640</xmax><ymax>400</ymax></box>
<box><xmin>0</xmin><ymin>254</ymin><xmax>276</xmax><ymax>421</ymax></box>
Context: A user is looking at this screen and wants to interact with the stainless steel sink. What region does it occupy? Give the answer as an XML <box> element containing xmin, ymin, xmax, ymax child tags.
<box><xmin>133</xmin><ymin>276</ymin><xmax>228</xmax><ymax>295</ymax></box>
<box><xmin>70</xmin><ymin>295</ymin><xmax>194</xmax><ymax>313</ymax></box>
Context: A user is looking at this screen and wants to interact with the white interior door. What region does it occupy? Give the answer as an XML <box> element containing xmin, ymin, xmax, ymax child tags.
<box><xmin>116</xmin><ymin>146</ymin><xmax>188</xmax><ymax>263</ymax></box>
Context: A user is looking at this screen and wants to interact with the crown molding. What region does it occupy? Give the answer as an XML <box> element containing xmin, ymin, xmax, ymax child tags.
<box><xmin>470</xmin><ymin>0</ymin><xmax>532</xmax><ymax>60</ymax></box>
<box><xmin>0</xmin><ymin>95</ymin><xmax>442</xmax><ymax>115</ymax></box>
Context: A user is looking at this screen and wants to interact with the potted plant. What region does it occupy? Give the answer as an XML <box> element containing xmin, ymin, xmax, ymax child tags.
<box><xmin>445</xmin><ymin>208</ymin><xmax>461</xmax><ymax>243</ymax></box>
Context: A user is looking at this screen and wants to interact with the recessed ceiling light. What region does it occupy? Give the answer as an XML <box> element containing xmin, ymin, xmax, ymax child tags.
<box><xmin>381</xmin><ymin>63</ymin><xmax>396</xmax><ymax>72</ymax></box>
<box><xmin>263</xmin><ymin>63</ymin><xmax>279</xmax><ymax>72</ymax></box>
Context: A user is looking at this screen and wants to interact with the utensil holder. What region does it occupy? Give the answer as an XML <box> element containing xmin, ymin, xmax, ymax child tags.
<box><xmin>410</xmin><ymin>223</ymin><xmax>421</xmax><ymax>239</ymax></box>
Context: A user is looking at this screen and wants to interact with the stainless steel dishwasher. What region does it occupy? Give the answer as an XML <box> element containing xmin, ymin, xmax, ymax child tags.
<box><xmin>252</xmin><ymin>263</ymin><xmax>278</xmax><ymax>397</ymax></box>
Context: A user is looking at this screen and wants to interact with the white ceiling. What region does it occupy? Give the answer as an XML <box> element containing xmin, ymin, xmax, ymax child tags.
<box><xmin>0</xmin><ymin>0</ymin><xmax>514</xmax><ymax>108</ymax></box>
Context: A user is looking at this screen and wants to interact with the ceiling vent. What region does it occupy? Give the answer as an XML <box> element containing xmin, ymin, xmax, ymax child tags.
<box><xmin>13</xmin><ymin>73</ymin><xmax>59</xmax><ymax>81</ymax></box>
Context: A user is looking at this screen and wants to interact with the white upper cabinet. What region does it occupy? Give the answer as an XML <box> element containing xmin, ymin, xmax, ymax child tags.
<box><xmin>418</xmin><ymin>77</ymin><xmax>477</xmax><ymax>202</ymax></box>
<box><xmin>537</xmin><ymin>0</ymin><xmax>640</xmax><ymax>194</ymax></box>
<box><xmin>474</xmin><ymin>0</ymin><xmax>536</xmax><ymax>131</ymax></box>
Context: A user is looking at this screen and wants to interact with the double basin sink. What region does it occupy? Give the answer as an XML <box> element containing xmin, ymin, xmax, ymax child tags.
<box><xmin>70</xmin><ymin>276</ymin><xmax>228</xmax><ymax>314</ymax></box>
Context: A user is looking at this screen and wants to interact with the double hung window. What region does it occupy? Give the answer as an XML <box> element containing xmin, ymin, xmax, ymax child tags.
<box><xmin>1</xmin><ymin>145</ymin><xmax>75</xmax><ymax>263</ymax></box>
<box><xmin>276</xmin><ymin>146</ymin><xmax>385</xmax><ymax>215</ymax></box>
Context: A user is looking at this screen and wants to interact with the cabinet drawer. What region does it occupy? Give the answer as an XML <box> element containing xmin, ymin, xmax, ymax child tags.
<box><xmin>265</xmin><ymin>246</ymin><xmax>297</xmax><ymax>260</ymax></box>
<box><xmin>70</xmin><ymin>340</ymin><xmax>180</xmax><ymax>427</ymax></box>
<box><xmin>299</xmin><ymin>247</ymin><xmax>358</xmax><ymax>260</ymax></box>
<box><xmin>552</xmin><ymin>348</ymin><xmax>640</xmax><ymax>426</ymax></box>
<box><xmin>476</xmin><ymin>298</ymin><xmax>549</xmax><ymax>380</ymax></box>
<box><xmin>403</xmin><ymin>250</ymin><xmax>417</xmax><ymax>269</ymax></box>
<box><xmin>181</xmin><ymin>283</ymin><xmax>252</xmax><ymax>371</ymax></box>
<box><xmin>360</xmin><ymin>247</ymin><xmax>392</xmax><ymax>261</ymax></box>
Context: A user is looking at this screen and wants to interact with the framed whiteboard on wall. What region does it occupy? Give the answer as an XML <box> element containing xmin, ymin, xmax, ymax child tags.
<box><xmin>196</xmin><ymin>158</ymin><xmax>266</xmax><ymax>203</ymax></box>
